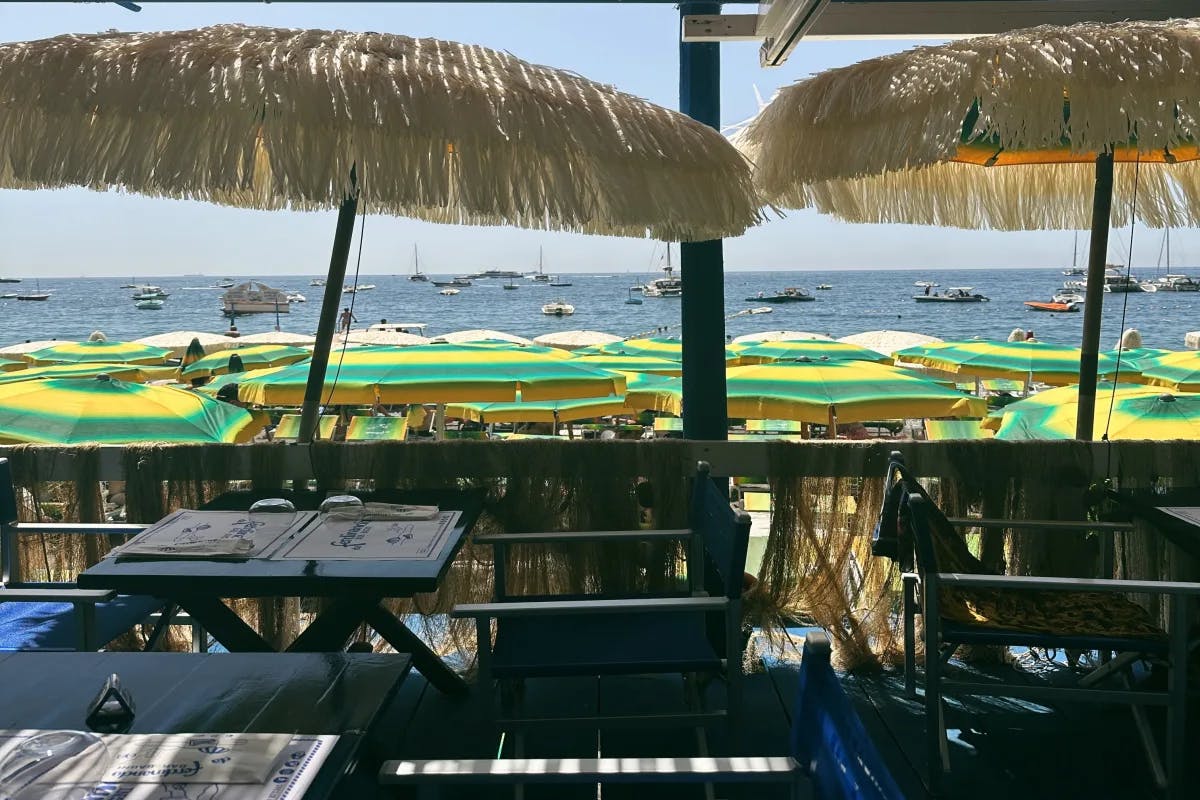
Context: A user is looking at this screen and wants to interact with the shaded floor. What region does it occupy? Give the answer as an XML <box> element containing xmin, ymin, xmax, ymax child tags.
<box><xmin>345</xmin><ymin>627</ymin><xmax>1194</xmax><ymax>799</ymax></box>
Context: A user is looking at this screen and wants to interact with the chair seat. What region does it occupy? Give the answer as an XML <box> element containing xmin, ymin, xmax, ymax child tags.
<box><xmin>0</xmin><ymin>595</ymin><xmax>164</xmax><ymax>651</ymax></box>
<box><xmin>492</xmin><ymin>611</ymin><xmax>722</xmax><ymax>678</ymax></box>
<box><xmin>941</xmin><ymin>619</ymin><xmax>1170</xmax><ymax>654</ymax></box>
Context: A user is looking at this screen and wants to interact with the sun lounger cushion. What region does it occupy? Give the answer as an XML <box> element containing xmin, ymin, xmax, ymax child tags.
<box><xmin>0</xmin><ymin>594</ymin><xmax>163</xmax><ymax>651</ymax></box>
<box><xmin>905</xmin><ymin>491</ymin><xmax>1165</xmax><ymax>641</ymax></box>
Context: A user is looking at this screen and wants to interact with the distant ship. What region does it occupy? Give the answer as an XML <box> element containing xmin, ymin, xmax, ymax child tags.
<box><xmin>0</xmin><ymin>277</ymin><xmax>20</xmax><ymax>283</ymax></box>
<box><xmin>468</xmin><ymin>268</ymin><xmax>524</xmax><ymax>279</ymax></box>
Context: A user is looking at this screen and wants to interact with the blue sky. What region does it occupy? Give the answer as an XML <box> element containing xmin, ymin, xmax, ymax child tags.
<box><xmin>0</xmin><ymin>2</ymin><xmax>1189</xmax><ymax>276</ymax></box>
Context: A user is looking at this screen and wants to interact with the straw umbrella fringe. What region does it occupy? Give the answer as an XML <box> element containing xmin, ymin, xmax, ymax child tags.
<box><xmin>0</xmin><ymin>24</ymin><xmax>763</xmax><ymax>241</ymax></box>
<box><xmin>736</xmin><ymin>19</ymin><xmax>1200</xmax><ymax>229</ymax></box>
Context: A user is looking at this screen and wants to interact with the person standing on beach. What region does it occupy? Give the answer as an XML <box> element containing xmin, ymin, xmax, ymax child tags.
<box><xmin>339</xmin><ymin>307</ymin><xmax>357</xmax><ymax>333</ymax></box>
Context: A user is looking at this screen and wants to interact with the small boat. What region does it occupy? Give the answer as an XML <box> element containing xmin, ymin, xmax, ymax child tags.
<box><xmin>1062</xmin><ymin>268</ymin><xmax>1086</xmax><ymax>276</ymax></box>
<box><xmin>135</xmin><ymin>299</ymin><xmax>165</xmax><ymax>310</ymax></box>
<box><xmin>222</xmin><ymin>280</ymin><xmax>290</xmax><ymax>315</ymax></box>
<box><xmin>439</xmin><ymin>288</ymin><xmax>460</xmax><ymax>296</ymax></box>
<box><xmin>17</xmin><ymin>280</ymin><xmax>50</xmax><ymax>301</ymax></box>
<box><xmin>642</xmin><ymin>245</ymin><xmax>680</xmax><ymax>297</ymax></box>
<box><xmin>119</xmin><ymin>282</ymin><xmax>138</xmax><ymax>289</ymax></box>
<box><xmin>1024</xmin><ymin>300</ymin><xmax>1080</xmax><ymax>313</ymax></box>
<box><xmin>815</xmin><ymin>283</ymin><xmax>832</xmax><ymax>290</ymax></box>
<box><xmin>357</xmin><ymin>283</ymin><xmax>376</xmax><ymax>291</ymax></box>
<box><xmin>549</xmin><ymin>280</ymin><xmax>573</xmax><ymax>287</ymax></box>
<box><xmin>746</xmin><ymin>287</ymin><xmax>815</xmax><ymax>303</ymax></box>
<box><xmin>0</xmin><ymin>277</ymin><xmax>20</xmax><ymax>283</ymax></box>
<box><xmin>913</xmin><ymin>286</ymin><xmax>989</xmax><ymax>303</ymax></box>
<box><xmin>130</xmin><ymin>284</ymin><xmax>170</xmax><ymax>300</ymax></box>
<box><xmin>748</xmin><ymin>306</ymin><xmax>774</xmax><ymax>315</ymax></box>
<box><xmin>214</xmin><ymin>279</ymin><xmax>236</xmax><ymax>289</ymax></box>
<box><xmin>528</xmin><ymin>248</ymin><xmax>552</xmax><ymax>283</ymax></box>
<box><xmin>409</xmin><ymin>244</ymin><xmax>429</xmax><ymax>282</ymax></box>
<box><xmin>343</xmin><ymin>283</ymin><xmax>377</xmax><ymax>293</ymax></box>
<box><xmin>625</xmin><ymin>288</ymin><xmax>643</xmax><ymax>305</ymax></box>
<box><xmin>542</xmin><ymin>299</ymin><xmax>575</xmax><ymax>316</ymax></box>
<box><xmin>287</xmin><ymin>292</ymin><xmax>306</xmax><ymax>303</ymax></box>
<box><xmin>468</xmin><ymin>269</ymin><xmax>525</xmax><ymax>280</ymax></box>
<box><xmin>1154</xmin><ymin>274</ymin><xmax>1200</xmax><ymax>292</ymax></box>
<box><xmin>914</xmin><ymin>280</ymin><xmax>940</xmax><ymax>288</ymax></box>
<box><xmin>0</xmin><ymin>293</ymin><xmax>15</xmax><ymax>299</ymax></box>
<box><xmin>310</xmin><ymin>278</ymin><xmax>326</xmax><ymax>286</ymax></box>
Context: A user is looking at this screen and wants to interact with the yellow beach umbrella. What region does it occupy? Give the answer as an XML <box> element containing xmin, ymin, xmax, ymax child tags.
<box><xmin>572</xmin><ymin>355</ymin><xmax>683</xmax><ymax>376</ymax></box>
<box><xmin>731</xmin><ymin>339</ymin><xmax>891</xmax><ymax>366</ymax></box>
<box><xmin>0</xmin><ymin>375</ymin><xmax>263</xmax><ymax>444</ymax></box>
<box><xmin>446</xmin><ymin>394</ymin><xmax>629</xmax><ymax>424</ymax></box>
<box><xmin>1137</xmin><ymin>351</ymin><xmax>1200</xmax><ymax>392</ymax></box>
<box><xmin>994</xmin><ymin>386</ymin><xmax>1200</xmax><ymax>440</ymax></box>
<box><xmin>180</xmin><ymin>344</ymin><xmax>310</xmax><ymax>380</ymax></box>
<box><xmin>26</xmin><ymin>340</ymin><xmax>172</xmax><ymax>367</ymax></box>
<box><xmin>0</xmin><ymin>362</ymin><xmax>178</xmax><ymax>385</ymax></box>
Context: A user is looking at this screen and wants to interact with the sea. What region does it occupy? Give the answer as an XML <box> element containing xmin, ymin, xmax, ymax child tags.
<box><xmin>3</xmin><ymin>268</ymin><xmax>1197</xmax><ymax>350</ymax></box>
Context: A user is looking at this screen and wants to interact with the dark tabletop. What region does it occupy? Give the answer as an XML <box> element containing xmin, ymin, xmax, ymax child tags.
<box><xmin>78</xmin><ymin>488</ymin><xmax>485</xmax><ymax>597</ymax></box>
<box><xmin>1107</xmin><ymin>488</ymin><xmax>1200</xmax><ymax>561</ymax></box>
<box><xmin>0</xmin><ymin>651</ymin><xmax>410</xmax><ymax>800</ymax></box>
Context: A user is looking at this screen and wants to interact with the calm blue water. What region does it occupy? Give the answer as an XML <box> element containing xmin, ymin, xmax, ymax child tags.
<box><xmin>2</xmin><ymin>268</ymin><xmax>1196</xmax><ymax>350</ymax></box>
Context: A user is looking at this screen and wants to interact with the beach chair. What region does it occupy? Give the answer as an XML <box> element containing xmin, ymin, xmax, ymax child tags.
<box><xmin>0</xmin><ymin>459</ymin><xmax>175</xmax><ymax>652</ymax></box>
<box><xmin>345</xmin><ymin>415</ymin><xmax>409</xmax><ymax>442</ymax></box>
<box><xmin>272</xmin><ymin>413</ymin><xmax>337</xmax><ymax>441</ymax></box>
<box><xmin>922</xmin><ymin>419</ymin><xmax>992</xmax><ymax>440</ymax></box>
<box><xmin>380</xmin><ymin>631</ymin><xmax>902</xmax><ymax>799</ymax></box>
<box><xmin>453</xmin><ymin>461</ymin><xmax>751</xmax><ymax>735</ymax></box>
<box><xmin>652</xmin><ymin>415</ymin><xmax>683</xmax><ymax>437</ymax></box>
<box><xmin>877</xmin><ymin>452</ymin><xmax>1195</xmax><ymax>797</ymax></box>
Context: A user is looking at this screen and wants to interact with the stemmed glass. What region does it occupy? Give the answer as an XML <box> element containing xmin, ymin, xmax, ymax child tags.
<box><xmin>0</xmin><ymin>730</ymin><xmax>110</xmax><ymax>800</ymax></box>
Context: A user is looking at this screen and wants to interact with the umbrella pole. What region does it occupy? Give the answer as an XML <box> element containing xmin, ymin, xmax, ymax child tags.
<box><xmin>678</xmin><ymin>1</ymin><xmax>728</xmax><ymax>442</ymax></box>
<box><xmin>299</xmin><ymin>170</ymin><xmax>359</xmax><ymax>443</ymax></box>
<box><xmin>1076</xmin><ymin>152</ymin><xmax>1114</xmax><ymax>441</ymax></box>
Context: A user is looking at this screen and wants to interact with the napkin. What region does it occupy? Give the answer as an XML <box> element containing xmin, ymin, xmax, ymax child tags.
<box><xmin>323</xmin><ymin>502</ymin><xmax>440</xmax><ymax>521</ymax></box>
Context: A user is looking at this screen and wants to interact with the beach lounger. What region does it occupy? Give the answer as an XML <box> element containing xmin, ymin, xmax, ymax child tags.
<box><xmin>345</xmin><ymin>415</ymin><xmax>409</xmax><ymax>441</ymax></box>
<box><xmin>0</xmin><ymin>459</ymin><xmax>176</xmax><ymax>652</ymax></box>
<box><xmin>922</xmin><ymin>418</ymin><xmax>992</xmax><ymax>440</ymax></box>
<box><xmin>272</xmin><ymin>413</ymin><xmax>337</xmax><ymax>441</ymax></box>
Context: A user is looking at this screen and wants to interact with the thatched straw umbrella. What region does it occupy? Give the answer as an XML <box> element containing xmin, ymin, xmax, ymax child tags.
<box><xmin>737</xmin><ymin>19</ymin><xmax>1200</xmax><ymax>439</ymax></box>
<box><xmin>135</xmin><ymin>330</ymin><xmax>237</xmax><ymax>358</ymax></box>
<box><xmin>0</xmin><ymin>24</ymin><xmax>762</xmax><ymax>440</ymax></box>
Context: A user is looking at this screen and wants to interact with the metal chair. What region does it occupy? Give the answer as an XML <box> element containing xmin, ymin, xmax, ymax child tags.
<box><xmin>0</xmin><ymin>458</ymin><xmax>179</xmax><ymax>651</ymax></box>
<box><xmin>878</xmin><ymin>452</ymin><xmax>1196</xmax><ymax>798</ymax></box>
<box><xmin>453</xmin><ymin>461</ymin><xmax>751</xmax><ymax>737</ymax></box>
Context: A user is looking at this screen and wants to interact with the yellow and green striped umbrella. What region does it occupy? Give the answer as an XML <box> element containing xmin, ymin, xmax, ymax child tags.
<box><xmin>731</xmin><ymin>339</ymin><xmax>891</xmax><ymax>366</ymax></box>
<box><xmin>572</xmin><ymin>354</ymin><xmax>683</xmax><ymax>376</ymax></box>
<box><xmin>994</xmin><ymin>386</ymin><xmax>1200</xmax><ymax>440</ymax></box>
<box><xmin>574</xmin><ymin>337</ymin><xmax>740</xmax><ymax>362</ymax></box>
<box><xmin>0</xmin><ymin>362</ymin><xmax>178</xmax><ymax>385</ymax></box>
<box><xmin>180</xmin><ymin>344</ymin><xmax>310</xmax><ymax>379</ymax></box>
<box><xmin>1136</xmin><ymin>351</ymin><xmax>1200</xmax><ymax>392</ymax></box>
<box><xmin>1105</xmin><ymin>348</ymin><xmax>1173</xmax><ymax>373</ymax></box>
<box><xmin>446</xmin><ymin>393</ymin><xmax>629</xmax><ymax>424</ymax></box>
<box><xmin>0</xmin><ymin>375</ymin><xmax>263</xmax><ymax>444</ymax></box>
<box><xmin>26</xmin><ymin>340</ymin><xmax>172</xmax><ymax>367</ymax></box>
<box><xmin>234</xmin><ymin>343</ymin><xmax>626</xmax><ymax>405</ymax></box>
<box><xmin>981</xmin><ymin>381</ymin><xmax>1146</xmax><ymax>431</ymax></box>
<box><xmin>625</xmin><ymin>361</ymin><xmax>985</xmax><ymax>422</ymax></box>
<box><xmin>0</xmin><ymin>357</ymin><xmax>25</xmax><ymax>373</ymax></box>
<box><xmin>895</xmin><ymin>340</ymin><xmax>1123</xmax><ymax>386</ymax></box>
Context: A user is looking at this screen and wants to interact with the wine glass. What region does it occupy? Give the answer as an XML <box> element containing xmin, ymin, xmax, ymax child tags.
<box><xmin>0</xmin><ymin>731</ymin><xmax>110</xmax><ymax>800</ymax></box>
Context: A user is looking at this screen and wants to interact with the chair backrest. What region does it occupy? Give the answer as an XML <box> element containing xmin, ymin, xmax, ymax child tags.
<box><xmin>690</xmin><ymin>461</ymin><xmax>751</xmax><ymax>599</ymax></box>
<box><xmin>274</xmin><ymin>413</ymin><xmax>337</xmax><ymax>440</ymax></box>
<box><xmin>345</xmin><ymin>415</ymin><xmax>409</xmax><ymax>442</ymax></box>
<box><xmin>790</xmin><ymin>631</ymin><xmax>905</xmax><ymax>800</ymax></box>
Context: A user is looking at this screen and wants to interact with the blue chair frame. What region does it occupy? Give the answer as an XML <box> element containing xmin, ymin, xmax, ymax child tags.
<box><xmin>878</xmin><ymin>451</ymin><xmax>1196</xmax><ymax>798</ymax></box>
<box><xmin>0</xmin><ymin>458</ymin><xmax>177</xmax><ymax>652</ymax></box>
<box><xmin>454</xmin><ymin>461</ymin><xmax>751</xmax><ymax>735</ymax></box>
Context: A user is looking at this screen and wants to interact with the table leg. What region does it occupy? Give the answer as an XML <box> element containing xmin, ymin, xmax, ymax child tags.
<box><xmin>363</xmin><ymin>603</ymin><xmax>469</xmax><ymax>696</ymax></box>
<box><xmin>287</xmin><ymin>597</ymin><xmax>378</xmax><ymax>653</ymax></box>
<box><xmin>175</xmin><ymin>596</ymin><xmax>274</xmax><ymax>652</ymax></box>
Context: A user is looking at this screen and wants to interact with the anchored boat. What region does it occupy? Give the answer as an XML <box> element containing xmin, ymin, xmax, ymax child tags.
<box><xmin>913</xmin><ymin>286</ymin><xmax>989</xmax><ymax>303</ymax></box>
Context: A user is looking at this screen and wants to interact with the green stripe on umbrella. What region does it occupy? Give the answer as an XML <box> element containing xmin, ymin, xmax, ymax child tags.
<box><xmin>26</xmin><ymin>340</ymin><xmax>171</xmax><ymax>366</ymax></box>
<box><xmin>0</xmin><ymin>362</ymin><xmax>179</xmax><ymax>385</ymax></box>
<box><xmin>0</xmin><ymin>375</ymin><xmax>262</xmax><ymax>444</ymax></box>
<box><xmin>731</xmin><ymin>340</ymin><xmax>892</xmax><ymax>365</ymax></box>
<box><xmin>181</xmin><ymin>344</ymin><xmax>311</xmax><ymax>379</ymax></box>
<box><xmin>1137</xmin><ymin>351</ymin><xmax>1200</xmax><ymax>392</ymax></box>
<box><xmin>572</xmin><ymin>355</ymin><xmax>683</xmax><ymax>375</ymax></box>
<box><xmin>994</xmin><ymin>385</ymin><xmax>1200</xmax><ymax>440</ymax></box>
<box><xmin>574</xmin><ymin>337</ymin><xmax>740</xmax><ymax>361</ymax></box>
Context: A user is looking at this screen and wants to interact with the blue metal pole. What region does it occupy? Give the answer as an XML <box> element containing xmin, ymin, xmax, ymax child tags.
<box><xmin>679</xmin><ymin>1</ymin><xmax>728</xmax><ymax>442</ymax></box>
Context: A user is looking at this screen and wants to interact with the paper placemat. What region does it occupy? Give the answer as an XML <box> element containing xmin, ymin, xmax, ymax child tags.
<box><xmin>275</xmin><ymin>510</ymin><xmax>460</xmax><ymax>561</ymax></box>
<box><xmin>0</xmin><ymin>731</ymin><xmax>336</xmax><ymax>800</ymax></box>
<box><xmin>114</xmin><ymin>511</ymin><xmax>318</xmax><ymax>560</ymax></box>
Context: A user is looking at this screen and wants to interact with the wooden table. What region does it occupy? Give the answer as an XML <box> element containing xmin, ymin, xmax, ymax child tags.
<box><xmin>0</xmin><ymin>651</ymin><xmax>409</xmax><ymax>800</ymax></box>
<box><xmin>79</xmin><ymin>488</ymin><xmax>484</xmax><ymax>695</ymax></box>
<box><xmin>1106</xmin><ymin>491</ymin><xmax>1200</xmax><ymax>561</ymax></box>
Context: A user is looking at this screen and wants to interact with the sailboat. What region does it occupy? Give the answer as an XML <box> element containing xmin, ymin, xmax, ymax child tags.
<box><xmin>642</xmin><ymin>244</ymin><xmax>681</xmax><ymax>297</ymax></box>
<box><xmin>1142</xmin><ymin>227</ymin><xmax>1199</xmax><ymax>292</ymax></box>
<box><xmin>625</xmin><ymin>287</ymin><xmax>643</xmax><ymax>305</ymax></box>
<box><xmin>503</xmin><ymin>277</ymin><xmax>519</xmax><ymax>290</ymax></box>
<box><xmin>17</xmin><ymin>279</ymin><xmax>50</xmax><ymax>301</ymax></box>
<box><xmin>528</xmin><ymin>247</ymin><xmax>551</xmax><ymax>283</ymax></box>
<box><xmin>408</xmin><ymin>244</ymin><xmax>429</xmax><ymax>282</ymax></box>
<box><xmin>1062</xmin><ymin>232</ymin><xmax>1085</xmax><ymax>276</ymax></box>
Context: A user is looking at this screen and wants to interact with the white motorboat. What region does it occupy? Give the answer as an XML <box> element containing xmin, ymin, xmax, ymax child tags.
<box><xmin>287</xmin><ymin>292</ymin><xmax>307</xmax><ymax>303</ymax></box>
<box><xmin>0</xmin><ymin>277</ymin><xmax>20</xmax><ymax>283</ymax></box>
<box><xmin>748</xmin><ymin>306</ymin><xmax>774</xmax><ymax>315</ymax></box>
<box><xmin>369</xmin><ymin>322</ymin><xmax>428</xmax><ymax>334</ymax></box>
<box><xmin>815</xmin><ymin>283</ymin><xmax>832</xmax><ymax>290</ymax></box>
<box><xmin>215</xmin><ymin>278</ymin><xmax>236</xmax><ymax>289</ymax></box>
<box><xmin>221</xmin><ymin>281</ymin><xmax>290</xmax><ymax>315</ymax></box>
<box><xmin>913</xmin><ymin>286</ymin><xmax>989</xmax><ymax>303</ymax></box>
<box><xmin>409</xmin><ymin>244</ymin><xmax>429</xmax><ymax>282</ymax></box>
<box><xmin>1154</xmin><ymin>274</ymin><xmax>1200</xmax><ymax>292</ymax></box>
<box><xmin>131</xmin><ymin>285</ymin><xmax>170</xmax><ymax>300</ymax></box>
<box><xmin>0</xmin><ymin>293</ymin><xmax>15</xmax><ymax>299</ymax></box>
<box><xmin>310</xmin><ymin>278</ymin><xmax>326</xmax><ymax>286</ymax></box>
<box><xmin>439</xmin><ymin>288</ymin><xmax>460</xmax><ymax>296</ymax></box>
<box><xmin>542</xmin><ymin>299</ymin><xmax>575</xmax><ymax>316</ymax></box>
<box><xmin>135</xmin><ymin>299</ymin><xmax>164</xmax><ymax>310</ymax></box>
<box><xmin>1099</xmin><ymin>266</ymin><xmax>1143</xmax><ymax>293</ymax></box>
<box><xmin>641</xmin><ymin>245</ymin><xmax>681</xmax><ymax>297</ymax></box>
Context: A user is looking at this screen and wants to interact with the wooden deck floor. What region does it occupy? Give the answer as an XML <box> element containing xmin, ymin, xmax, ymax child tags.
<box><xmin>346</xmin><ymin>626</ymin><xmax>1194</xmax><ymax>799</ymax></box>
